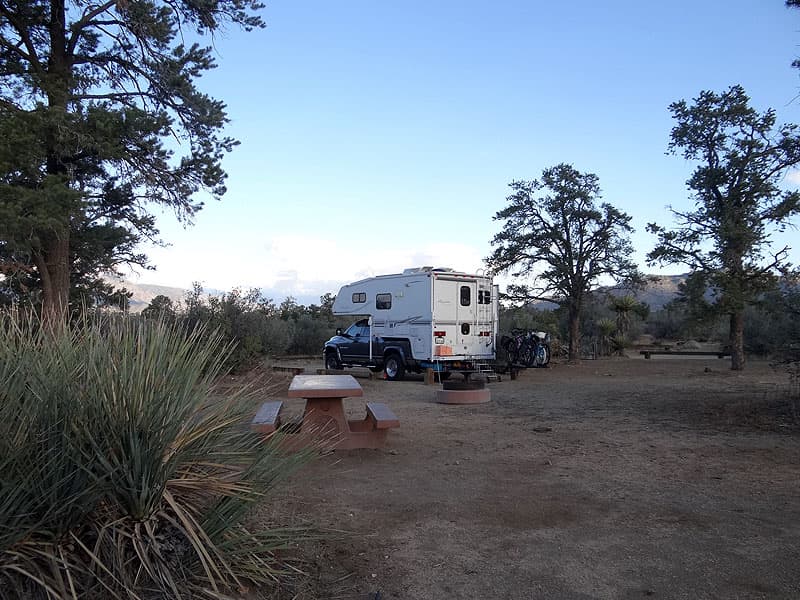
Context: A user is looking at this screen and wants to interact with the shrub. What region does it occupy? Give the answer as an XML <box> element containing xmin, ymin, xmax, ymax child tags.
<box><xmin>287</xmin><ymin>314</ymin><xmax>332</xmax><ymax>356</ymax></box>
<box><xmin>0</xmin><ymin>313</ymin><xmax>313</xmax><ymax>599</ymax></box>
<box><xmin>260</xmin><ymin>316</ymin><xmax>292</xmax><ymax>356</ymax></box>
<box><xmin>499</xmin><ymin>305</ymin><xmax>558</xmax><ymax>335</ymax></box>
<box><xmin>594</xmin><ymin>318</ymin><xmax>616</xmax><ymax>356</ymax></box>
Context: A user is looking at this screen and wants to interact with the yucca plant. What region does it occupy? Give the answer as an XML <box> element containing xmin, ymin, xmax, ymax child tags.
<box><xmin>0</xmin><ymin>311</ymin><xmax>315</xmax><ymax>599</ymax></box>
<box><xmin>595</xmin><ymin>318</ymin><xmax>617</xmax><ymax>357</ymax></box>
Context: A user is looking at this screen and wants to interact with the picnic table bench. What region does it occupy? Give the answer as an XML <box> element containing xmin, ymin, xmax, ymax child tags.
<box><xmin>251</xmin><ymin>374</ymin><xmax>399</xmax><ymax>450</ymax></box>
<box><xmin>640</xmin><ymin>350</ymin><xmax>731</xmax><ymax>359</ymax></box>
<box><xmin>251</xmin><ymin>400</ymin><xmax>283</xmax><ymax>434</ymax></box>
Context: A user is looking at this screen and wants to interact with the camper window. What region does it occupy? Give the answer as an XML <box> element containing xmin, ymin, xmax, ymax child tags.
<box><xmin>376</xmin><ymin>293</ymin><xmax>392</xmax><ymax>310</ymax></box>
<box><xmin>460</xmin><ymin>286</ymin><xmax>471</xmax><ymax>306</ymax></box>
<box><xmin>478</xmin><ymin>290</ymin><xmax>491</xmax><ymax>304</ymax></box>
<box><xmin>352</xmin><ymin>292</ymin><xmax>367</xmax><ymax>303</ymax></box>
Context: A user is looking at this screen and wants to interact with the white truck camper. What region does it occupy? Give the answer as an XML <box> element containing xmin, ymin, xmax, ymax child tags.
<box><xmin>324</xmin><ymin>267</ymin><xmax>499</xmax><ymax>380</ymax></box>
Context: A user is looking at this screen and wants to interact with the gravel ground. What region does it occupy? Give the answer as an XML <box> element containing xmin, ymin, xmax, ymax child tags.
<box><xmin>258</xmin><ymin>357</ymin><xmax>799</xmax><ymax>600</ymax></box>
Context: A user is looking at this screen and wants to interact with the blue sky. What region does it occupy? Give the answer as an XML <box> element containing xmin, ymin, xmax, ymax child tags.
<box><xmin>131</xmin><ymin>0</ymin><xmax>800</xmax><ymax>305</ymax></box>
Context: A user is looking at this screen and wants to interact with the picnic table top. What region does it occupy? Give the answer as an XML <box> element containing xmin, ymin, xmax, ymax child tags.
<box><xmin>287</xmin><ymin>374</ymin><xmax>364</xmax><ymax>399</ymax></box>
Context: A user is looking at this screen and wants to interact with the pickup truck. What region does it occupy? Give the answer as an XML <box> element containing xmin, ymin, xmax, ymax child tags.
<box><xmin>323</xmin><ymin>319</ymin><xmax>416</xmax><ymax>381</ymax></box>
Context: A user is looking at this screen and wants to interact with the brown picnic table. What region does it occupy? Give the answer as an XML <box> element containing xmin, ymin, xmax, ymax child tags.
<box><xmin>252</xmin><ymin>374</ymin><xmax>399</xmax><ymax>450</ymax></box>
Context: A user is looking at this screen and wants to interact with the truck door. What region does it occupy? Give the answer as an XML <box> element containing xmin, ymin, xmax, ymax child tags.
<box><xmin>340</xmin><ymin>320</ymin><xmax>371</xmax><ymax>361</ymax></box>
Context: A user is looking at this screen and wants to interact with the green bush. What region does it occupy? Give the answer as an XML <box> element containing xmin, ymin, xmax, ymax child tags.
<box><xmin>161</xmin><ymin>285</ymin><xmax>341</xmax><ymax>367</ymax></box>
<box><xmin>644</xmin><ymin>305</ymin><xmax>686</xmax><ymax>341</ymax></box>
<box><xmin>0</xmin><ymin>313</ymin><xmax>313</xmax><ymax>599</ymax></box>
<box><xmin>499</xmin><ymin>305</ymin><xmax>559</xmax><ymax>337</ymax></box>
<box><xmin>260</xmin><ymin>316</ymin><xmax>292</xmax><ymax>356</ymax></box>
<box><xmin>287</xmin><ymin>313</ymin><xmax>333</xmax><ymax>356</ymax></box>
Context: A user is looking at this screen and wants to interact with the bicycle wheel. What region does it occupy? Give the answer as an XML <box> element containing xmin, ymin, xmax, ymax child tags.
<box><xmin>540</xmin><ymin>344</ymin><xmax>551</xmax><ymax>366</ymax></box>
<box><xmin>521</xmin><ymin>342</ymin><xmax>535</xmax><ymax>367</ymax></box>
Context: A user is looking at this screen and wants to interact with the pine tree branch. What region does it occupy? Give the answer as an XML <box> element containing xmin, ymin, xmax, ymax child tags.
<box><xmin>67</xmin><ymin>0</ymin><xmax>117</xmax><ymax>56</ymax></box>
<box><xmin>0</xmin><ymin>4</ymin><xmax>41</xmax><ymax>71</ymax></box>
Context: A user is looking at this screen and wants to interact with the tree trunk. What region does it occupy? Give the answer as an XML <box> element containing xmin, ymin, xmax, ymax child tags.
<box><xmin>36</xmin><ymin>0</ymin><xmax>72</xmax><ymax>323</ymax></box>
<box><xmin>35</xmin><ymin>233</ymin><xmax>70</xmax><ymax>322</ymax></box>
<box><xmin>568</xmin><ymin>305</ymin><xmax>581</xmax><ymax>362</ymax></box>
<box><xmin>729</xmin><ymin>310</ymin><xmax>745</xmax><ymax>371</ymax></box>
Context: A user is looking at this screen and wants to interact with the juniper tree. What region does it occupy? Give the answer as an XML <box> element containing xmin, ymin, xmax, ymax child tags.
<box><xmin>647</xmin><ymin>86</ymin><xmax>800</xmax><ymax>370</ymax></box>
<box><xmin>0</xmin><ymin>0</ymin><xmax>263</xmax><ymax>319</ymax></box>
<box><xmin>488</xmin><ymin>164</ymin><xmax>639</xmax><ymax>361</ymax></box>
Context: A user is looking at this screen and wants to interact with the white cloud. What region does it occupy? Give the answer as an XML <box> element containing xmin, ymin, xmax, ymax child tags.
<box><xmin>125</xmin><ymin>234</ymin><xmax>490</xmax><ymax>302</ymax></box>
<box><xmin>259</xmin><ymin>235</ymin><xmax>487</xmax><ymax>296</ymax></box>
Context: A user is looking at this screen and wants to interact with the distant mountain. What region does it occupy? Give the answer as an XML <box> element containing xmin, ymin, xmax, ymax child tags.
<box><xmin>118</xmin><ymin>274</ymin><xmax>688</xmax><ymax>314</ymax></box>
<box><xmin>528</xmin><ymin>274</ymin><xmax>686</xmax><ymax>311</ymax></box>
<box><xmin>116</xmin><ymin>281</ymin><xmax>187</xmax><ymax>313</ymax></box>
<box><xmin>612</xmin><ymin>274</ymin><xmax>685</xmax><ymax>311</ymax></box>
<box><xmin>117</xmin><ymin>280</ymin><xmax>321</xmax><ymax>313</ymax></box>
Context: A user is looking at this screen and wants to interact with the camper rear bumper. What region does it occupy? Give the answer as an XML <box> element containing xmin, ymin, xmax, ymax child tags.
<box><xmin>418</xmin><ymin>359</ymin><xmax>491</xmax><ymax>372</ymax></box>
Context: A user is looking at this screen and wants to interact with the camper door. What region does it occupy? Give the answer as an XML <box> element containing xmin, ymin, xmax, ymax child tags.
<box><xmin>433</xmin><ymin>278</ymin><xmax>477</xmax><ymax>357</ymax></box>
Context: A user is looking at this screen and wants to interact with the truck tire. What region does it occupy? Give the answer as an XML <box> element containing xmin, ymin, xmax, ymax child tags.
<box><xmin>384</xmin><ymin>353</ymin><xmax>405</xmax><ymax>381</ymax></box>
<box><xmin>324</xmin><ymin>351</ymin><xmax>342</xmax><ymax>371</ymax></box>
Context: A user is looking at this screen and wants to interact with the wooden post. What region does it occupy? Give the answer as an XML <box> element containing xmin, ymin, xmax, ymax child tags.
<box><xmin>425</xmin><ymin>368</ymin><xmax>436</xmax><ymax>385</ymax></box>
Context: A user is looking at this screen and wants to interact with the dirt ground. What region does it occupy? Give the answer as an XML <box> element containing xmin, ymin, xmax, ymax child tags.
<box><xmin>259</xmin><ymin>357</ymin><xmax>800</xmax><ymax>600</ymax></box>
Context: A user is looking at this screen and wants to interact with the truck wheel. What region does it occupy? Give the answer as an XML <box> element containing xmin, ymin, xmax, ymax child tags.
<box><xmin>384</xmin><ymin>353</ymin><xmax>405</xmax><ymax>381</ymax></box>
<box><xmin>325</xmin><ymin>352</ymin><xmax>342</xmax><ymax>371</ymax></box>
